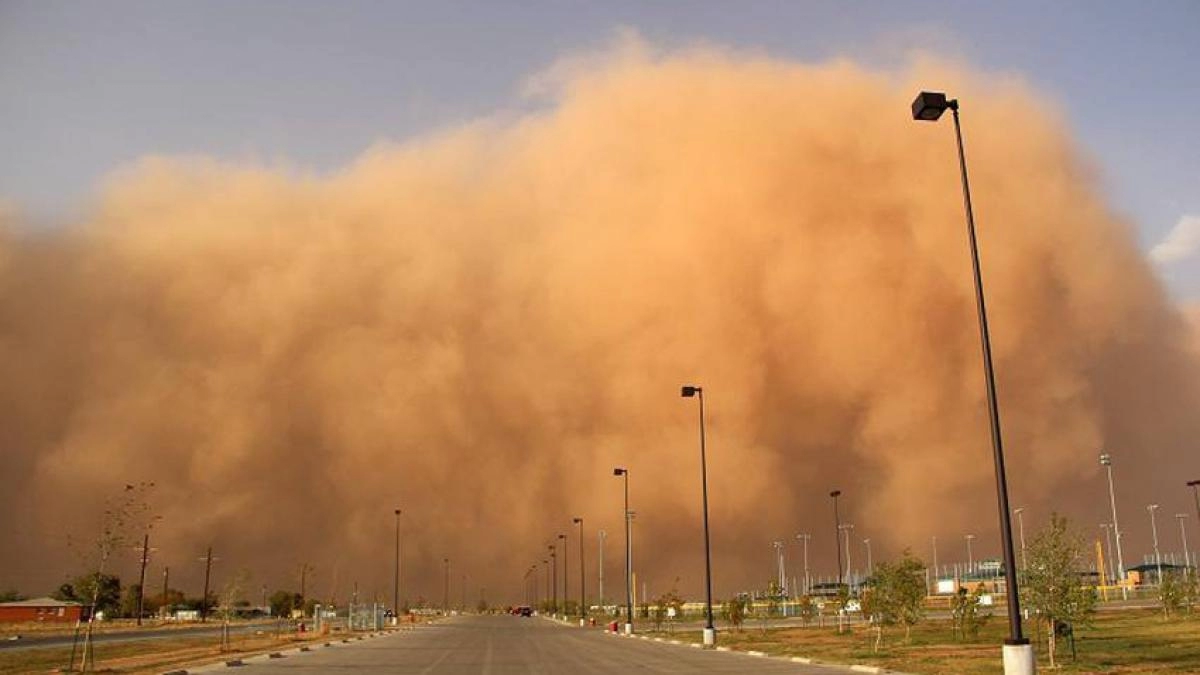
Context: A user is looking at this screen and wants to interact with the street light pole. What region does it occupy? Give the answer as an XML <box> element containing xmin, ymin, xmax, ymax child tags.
<box><xmin>573</xmin><ymin>518</ymin><xmax>586</xmax><ymax>625</ymax></box>
<box><xmin>614</xmin><ymin>467</ymin><xmax>633</xmax><ymax>635</ymax></box>
<box><xmin>443</xmin><ymin>558</ymin><xmax>450</xmax><ymax>615</ymax></box>
<box><xmin>393</xmin><ymin>509</ymin><xmax>402</xmax><ymax>621</ymax></box>
<box><xmin>1188</xmin><ymin>481</ymin><xmax>1200</xmax><ymax>560</ymax></box>
<box><xmin>548</xmin><ymin>544</ymin><xmax>557</xmax><ymax>616</ymax></box>
<box><xmin>681</xmin><ymin>385</ymin><xmax>716</xmax><ymax>647</ymax></box>
<box><xmin>864</xmin><ymin>538</ymin><xmax>873</xmax><ymax>576</ymax></box>
<box><xmin>1148</xmin><ymin>505</ymin><xmax>1163</xmax><ymax>584</ymax></box>
<box><xmin>557</xmin><ymin>533</ymin><xmax>568</xmax><ymax>619</ymax></box>
<box><xmin>911</xmin><ymin>91</ymin><xmax>1031</xmax><ymax>674</ymax></box>
<box><xmin>598</xmin><ymin>529</ymin><xmax>606</xmax><ymax>607</ymax></box>
<box><xmin>966</xmin><ymin>534</ymin><xmax>976</xmax><ymax>575</ymax></box>
<box><xmin>830</xmin><ymin>490</ymin><xmax>843</xmax><ymax>587</ymax></box>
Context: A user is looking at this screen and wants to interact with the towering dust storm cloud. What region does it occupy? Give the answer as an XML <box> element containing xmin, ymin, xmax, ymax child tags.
<box><xmin>1</xmin><ymin>46</ymin><xmax>1197</xmax><ymax>603</ymax></box>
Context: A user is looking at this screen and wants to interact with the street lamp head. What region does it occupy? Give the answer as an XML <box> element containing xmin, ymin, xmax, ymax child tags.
<box><xmin>830</xmin><ymin>489</ymin><xmax>841</xmax><ymax>498</ymax></box>
<box><xmin>911</xmin><ymin>91</ymin><xmax>955</xmax><ymax>121</ymax></box>
<box><xmin>1148</xmin><ymin>504</ymin><xmax>1159</xmax><ymax>511</ymax></box>
<box><xmin>613</xmin><ymin>467</ymin><xmax>626</xmax><ymax>476</ymax></box>
<box><xmin>572</xmin><ymin>517</ymin><xmax>582</xmax><ymax>524</ymax></box>
<box><xmin>1100</xmin><ymin>453</ymin><xmax>1111</xmax><ymax>466</ymax></box>
<box><xmin>681</xmin><ymin>385</ymin><xmax>701</xmax><ymax>397</ymax></box>
<box><xmin>557</xmin><ymin>533</ymin><xmax>566</xmax><ymax>540</ymax></box>
<box><xmin>1188</xmin><ymin>479</ymin><xmax>1200</xmax><ymax>487</ymax></box>
<box><xmin>394</xmin><ymin>509</ymin><xmax>401</xmax><ymax>516</ymax></box>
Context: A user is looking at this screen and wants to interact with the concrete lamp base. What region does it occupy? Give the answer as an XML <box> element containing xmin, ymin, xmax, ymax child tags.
<box><xmin>1002</xmin><ymin>642</ymin><xmax>1036</xmax><ymax>675</ymax></box>
<box><xmin>702</xmin><ymin>627</ymin><xmax>716</xmax><ymax>647</ymax></box>
<box><xmin>578</xmin><ymin>618</ymin><xmax>585</xmax><ymax>627</ymax></box>
<box><xmin>623</xmin><ymin>623</ymin><xmax>633</xmax><ymax>636</ymax></box>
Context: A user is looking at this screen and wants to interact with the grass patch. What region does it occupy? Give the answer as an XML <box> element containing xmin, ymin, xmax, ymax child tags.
<box><xmin>0</xmin><ymin>627</ymin><xmax>337</xmax><ymax>674</ymax></box>
<box><xmin>647</xmin><ymin>609</ymin><xmax>1200</xmax><ymax>674</ymax></box>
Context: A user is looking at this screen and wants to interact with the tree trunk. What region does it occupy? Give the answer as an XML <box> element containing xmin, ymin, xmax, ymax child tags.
<box><xmin>1047</xmin><ymin>620</ymin><xmax>1057</xmax><ymax>669</ymax></box>
<box><xmin>874</xmin><ymin>625</ymin><xmax>882</xmax><ymax>652</ymax></box>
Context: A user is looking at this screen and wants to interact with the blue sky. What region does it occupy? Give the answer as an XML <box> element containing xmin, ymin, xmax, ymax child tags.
<box><xmin>2</xmin><ymin>0</ymin><xmax>1197</xmax><ymax>298</ymax></box>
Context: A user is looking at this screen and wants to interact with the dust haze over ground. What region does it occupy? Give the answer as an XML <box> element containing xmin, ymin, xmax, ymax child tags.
<box><xmin>1</xmin><ymin>41</ymin><xmax>1197</xmax><ymax>606</ymax></box>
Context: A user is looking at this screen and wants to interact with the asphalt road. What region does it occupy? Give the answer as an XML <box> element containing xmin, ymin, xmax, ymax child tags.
<box><xmin>191</xmin><ymin>615</ymin><xmax>861</xmax><ymax>674</ymax></box>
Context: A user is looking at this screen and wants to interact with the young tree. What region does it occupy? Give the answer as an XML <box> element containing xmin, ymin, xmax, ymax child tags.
<box><xmin>1160</xmin><ymin>568</ymin><xmax>1197</xmax><ymax>618</ymax></box>
<box><xmin>797</xmin><ymin>594</ymin><xmax>817</xmax><ymax>626</ymax></box>
<box><xmin>721</xmin><ymin>595</ymin><xmax>747</xmax><ymax>632</ymax></box>
<box><xmin>950</xmin><ymin>585</ymin><xmax>990</xmax><ymax>640</ymax></box>
<box><xmin>860</xmin><ymin>551</ymin><xmax>927</xmax><ymax>650</ymax></box>
<box><xmin>218</xmin><ymin>570</ymin><xmax>250</xmax><ymax>651</ymax></box>
<box><xmin>1022</xmin><ymin>514</ymin><xmax>1097</xmax><ymax>668</ymax></box>
<box><xmin>67</xmin><ymin>481</ymin><xmax>156</xmax><ymax>672</ymax></box>
<box><xmin>762</xmin><ymin>581</ymin><xmax>784</xmax><ymax>633</ymax></box>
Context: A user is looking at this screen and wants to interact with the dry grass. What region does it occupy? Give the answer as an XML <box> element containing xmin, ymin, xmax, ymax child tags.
<box><xmin>649</xmin><ymin>609</ymin><xmax>1200</xmax><ymax>674</ymax></box>
<box><xmin>0</xmin><ymin>626</ymin><xmax>376</xmax><ymax>674</ymax></box>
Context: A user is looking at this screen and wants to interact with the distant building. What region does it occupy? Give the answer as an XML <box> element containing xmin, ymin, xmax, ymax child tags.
<box><xmin>0</xmin><ymin>597</ymin><xmax>87</xmax><ymax>623</ymax></box>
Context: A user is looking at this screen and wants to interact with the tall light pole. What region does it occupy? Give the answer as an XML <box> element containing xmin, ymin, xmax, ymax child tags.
<box><xmin>912</xmin><ymin>91</ymin><xmax>1031</xmax><ymax>674</ymax></box>
<box><xmin>1148</xmin><ymin>505</ymin><xmax>1163</xmax><ymax>584</ymax></box>
<box><xmin>557</xmin><ymin>533</ymin><xmax>568</xmax><ymax>618</ymax></box>
<box><xmin>830</xmin><ymin>490</ymin><xmax>844</xmax><ymax>587</ymax></box>
<box><xmin>796</xmin><ymin>534</ymin><xmax>811</xmax><ymax>596</ymax></box>
<box><xmin>573</xmin><ymin>518</ymin><xmax>586</xmax><ymax>624</ymax></box>
<box><xmin>840</xmin><ymin>523</ymin><xmax>854</xmax><ymax>585</ymax></box>
<box><xmin>932</xmin><ymin>536</ymin><xmax>939</xmax><ymax>579</ymax></box>
<box><xmin>443</xmin><ymin>558</ymin><xmax>450</xmax><ymax>615</ymax></box>
<box><xmin>863</xmin><ymin>538</ymin><xmax>873</xmax><ymax>577</ymax></box>
<box><xmin>1100</xmin><ymin>524</ymin><xmax>1116</xmax><ymax>584</ymax></box>
<box><xmin>614</xmin><ymin>467</ymin><xmax>633</xmax><ymax>635</ymax></box>
<box><xmin>1174</xmin><ymin>514</ymin><xmax>1190</xmax><ymax>569</ymax></box>
<box><xmin>393</xmin><ymin>509</ymin><xmax>402</xmax><ymax>620</ymax></box>
<box><xmin>1188</xmin><ymin>481</ymin><xmax>1200</xmax><ymax>557</ymax></box>
<box><xmin>1101</xmin><ymin>453</ymin><xmax>1128</xmax><ymax>597</ymax></box>
<box><xmin>548</xmin><ymin>543</ymin><xmax>557</xmax><ymax>616</ymax></box>
<box><xmin>542</xmin><ymin>559</ymin><xmax>549</xmax><ymax>610</ymax></box>
<box><xmin>598</xmin><ymin>530</ymin><xmax>606</xmax><ymax>607</ymax></box>
<box><xmin>965</xmin><ymin>534</ymin><xmax>976</xmax><ymax>576</ymax></box>
<box><xmin>772</xmin><ymin>541</ymin><xmax>785</xmax><ymax>593</ymax></box>
<box><xmin>1013</xmin><ymin>508</ymin><xmax>1027</xmax><ymax>572</ymax></box>
<box><xmin>681</xmin><ymin>385</ymin><xmax>716</xmax><ymax>647</ymax></box>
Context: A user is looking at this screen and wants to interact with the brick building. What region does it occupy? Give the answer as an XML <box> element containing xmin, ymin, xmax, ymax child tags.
<box><xmin>0</xmin><ymin>597</ymin><xmax>87</xmax><ymax>623</ymax></box>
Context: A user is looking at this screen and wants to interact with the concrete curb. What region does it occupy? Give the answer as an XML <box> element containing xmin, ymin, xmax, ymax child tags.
<box><xmin>159</xmin><ymin>628</ymin><xmax>407</xmax><ymax>674</ymax></box>
<box><xmin>611</xmin><ymin>630</ymin><xmax>911</xmax><ymax>674</ymax></box>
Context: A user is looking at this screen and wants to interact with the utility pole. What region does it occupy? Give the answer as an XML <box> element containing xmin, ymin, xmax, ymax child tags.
<box><xmin>199</xmin><ymin>547</ymin><xmax>215</xmax><ymax>623</ymax></box>
<box><xmin>299</xmin><ymin>563</ymin><xmax>313</xmax><ymax>618</ymax></box>
<box><xmin>135</xmin><ymin>533</ymin><xmax>151</xmax><ymax>626</ymax></box>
